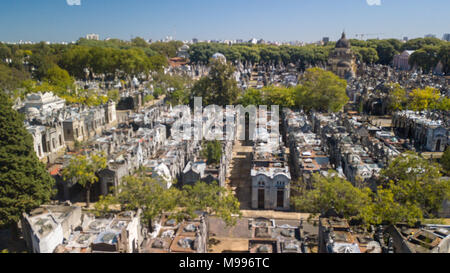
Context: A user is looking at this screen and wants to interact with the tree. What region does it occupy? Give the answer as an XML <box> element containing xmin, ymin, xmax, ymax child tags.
<box><xmin>191</xmin><ymin>59</ymin><xmax>240</xmax><ymax>106</ymax></box>
<box><xmin>181</xmin><ymin>181</ymin><xmax>241</xmax><ymax>226</ymax></box>
<box><xmin>438</xmin><ymin>43</ymin><xmax>450</xmax><ymax>75</ymax></box>
<box><xmin>353</xmin><ymin>47</ymin><xmax>379</xmax><ymax>64</ymax></box>
<box><xmin>97</xmin><ymin>173</ymin><xmax>241</xmax><ymax>230</ymax></box>
<box><xmin>152</xmin><ymin>87</ymin><xmax>164</xmax><ymax>99</ymax></box>
<box><xmin>149</xmin><ymin>41</ymin><xmax>183</xmax><ymax>58</ymax></box>
<box><xmin>43</xmin><ymin>65</ymin><xmax>74</xmax><ymax>90</ymax></box>
<box><xmin>441</xmin><ymin>146</ymin><xmax>450</xmax><ymax>176</ymax></box>
<box><xmin>263</xmin><ymin>86</ymin><xmax>296</xmax><ymax>108</ymax></box>
<box><xmin>291</xmin><ymin>173</ymin><xmax>428</xmax><ymax>227</ymax></box>
<box><xmin>408</xmin><ymin>87</ymin><xmax>441</xmax><ymax>111</ymax></box>
<box><xmin>238</xmin><ymin>88</ymin><xmax>264</xmax><ymax>107</ymax></box>
<box><xmin>0</xmin><ymin>89</ymin><xmax>55</xmax><ymax>231</ymax></box>
<box><xmin>62</xmin><ymin>153</ymin><xmax>107</xmax><ymax>208</ymax></box>
<box><xmin>402</xmin><ymin>37</ymin><xmax>445</xmax><ymax>51</ymax></box>
<box><xmin>364</xmin><ymin>184</ymin><xmax>423</xmax><ymax>226</ymax></box>
<box><xmin>0</xmin><ymin>63</ymin><xmax>30</xmax><ymax>92</ymax></box>
<box><xmin>409</xmin><ymin>45</ymin><xmax>440</xmax><ymax>73</ymax></box>
<box><xmin>437</xmin><ymin>97</ymin><xmax>450</xmax><ymax>111</ymax></box>
<box><xmin>201</xmin><ymin>141</ymin><xmax>223</xmax><ymax>165</ymax></box>
<box><xmin>381</xmin><ymin>151</ymin><xmax>450</xmax><ymax>218</ymax></box>
<box><xmin>148</xmin><ymin>54</ymin><xmax>168</xmax><ymax>72</ymax></box>
<box><xmin>370</xmin><ymin>40</ymin><xmax>397</xmax><ymax>65</ymax></box>
<box><xmin>386</xmin><ymin>39</ymin><xmax>403</xmax><ymax>52</ymax></box>
<box><xmin>168</xmin><ymin>88</ymin><xmax>190</xmax><ymax>106</ymax></box>
<box><xmin>28</xmin><ymin>53</ymin><xmax>56</xmax><ymax>80</ymax></box>
<box><xmin>296</xmin><ymin>67</ymin><xmax>349</xmax><ymax>112</ymax></box>
<box><xmin>104</xmin><ymin>174</ymin><xmax>182</xmax><ymax>232</ymax></box>
<box><xmin>144</xmin><ymin>94</ymin><xmax>154</xmax><ymax>103</ymax></box>
<box><xmin>291</xmin><ymin>172</ymin><xmax>373</xmax><ymax>221</ymax></box>
<box><xmin>131</xmin><ymin>37</ymin><xmax>149</xmax><ymax>48</ymax></box>
<box><xmin>0</xmin><ymin>43</ymin><xmax>12</xmax><ymax>61</ymax></box>
<box><xmin>59</xmin><ymin>46</ymin><xmax>92</xmax><ymax>80</ymax></box>
<box><xmin>387</xmin><ymin>83</ymin><xmax>408</xmax><ymax>111</ymax></box>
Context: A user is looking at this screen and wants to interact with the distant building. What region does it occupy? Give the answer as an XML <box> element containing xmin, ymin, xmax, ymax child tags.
<box><xmin>177</xmin><ymin>44</ymin><xmax>190</xmax><ymax>59</ymax></box>
<box><xmin>322</xmin><ymin>37</ymin><xmax>330</xmax><ymax>44</ymax></box>
<box><xmin>393</xmin><ymin>50</ymin><xmax>415</xmax><ymax>71</ymax></box>
<box><xmin>211</xmin><ymin>52</ymin><xmax>227</xmax><ymax>63</ymax></box>
<box><xmin>249</xmin><ymin>38</ymin><xmax>258</xmax><ymax>45</ymax></box>
<box><xmin>443</xmin><ymin>33</ymin><xmax>450</xmax><ymax>42</ymax></box>
<box><xmin>425</xmin><ymin>34</ymin><xmax>436</xmax><ymax>38</ymax></box>
<box><xmin>403</xmin><ymin>36</ymin><xmax>409</xmax><ymax>42</ymax></box>
<box><xmin>86</xmin><ymin>34</ymin><xmax>100</xmax><ymax>40</ymax></box>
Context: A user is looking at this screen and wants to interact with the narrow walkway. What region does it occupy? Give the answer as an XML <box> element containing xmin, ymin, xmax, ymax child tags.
<box><xmin>226</xmin><ymin>140</ymin><xmax>253</xmax><ymax>210</ymax></box>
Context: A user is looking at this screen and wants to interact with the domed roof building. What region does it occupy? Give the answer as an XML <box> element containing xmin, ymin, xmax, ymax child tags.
<box><xmin>335</xmin><ymin>32</ymin><xmax>351</xmax><ymax>49</ymax></box>
<box><xmin>328</xmin><ymin>32</ymin><xmax>356</xmax><ymax>79</ymax></box>
<box><xmin>177</xmin><ymin>44</ymin><xmax>190</xmax><ymax>59</ymax></box>
<box><xmin>211</xmin><ymin>52</ymin><xmax>227</xmax><ymax>63</ymax></box>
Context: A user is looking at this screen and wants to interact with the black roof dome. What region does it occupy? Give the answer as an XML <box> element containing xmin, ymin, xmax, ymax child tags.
<box><xmin>335</xmin><ymin>32</ymin><xmax>351</xmax><ymax>49</ymax></box>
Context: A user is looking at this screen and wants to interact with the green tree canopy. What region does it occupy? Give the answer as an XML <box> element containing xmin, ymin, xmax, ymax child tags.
<box><xmin>402</xmin><ymin>37</ymin><xmax>446</xmax><ymax>51</ymax></box>
<box><xmin>0</xmin><ymin>63</ymin><xmax>30</xmax><ymax>92</ymax></box>
<box><xmin>106</xmin><ymin>174</ymin><xmax>182</xmax><ymax>231</ymax></box>
<box><xmin>238</xmin><ymin>88</ymin><xmax>265</xmax><ymax>107</ymax></box>
<box><xmin>441</xmin><ymin>147</ymin><xmax>450</xmax><ymax>176</ymax></box>
<box><xmin>96</xmin><ymin>173</ymin><xmax>241</xmax><ymax>229</ymax></box>
<box><xmin>181</xmin><ymin>181</ymin><xmax>241</xmax><ymax>226</ymax></box>
<box><xmin>191</xmin><ymin>59</ymin><xmax>240</xmax><ymax>106</ymax></box>
<box><xmin>381</xmin><ymin>151</ymin><xmax>450</xmax><ymax>218</ymax></box>
<box><xmin>409</xmin><ymin>45</ymin><xmax>440</xmax><ymax>73</ymax></box>
<box><xmin>353</xmin><ymin>46</ymin><xmax>379</xmax><ymax>64</ymax></box>
<box><xmin>296</xmin><ymin>67</ymin><xmax>349</xmax><ymax>112</ymax></box>
<box><xmin>370</xmin><ymin>40</ymin><xmax>397</xmax><ymax>65</ymax></box>
<box><xmin>43</xmin><ymin>65</ymin><xmax>74</xmax><ymax>90</ymax></box>
<box><xmin>438</xmin><ymin>43</ymin><xmax>450</xmax><ymax>75</ymax></box>
<box><xmin>387</xmin><ymin>83</ymin><xmax>408</xmax><ymax>111</ymax></box>
<box><xmin>0</xmin><ymin>89</ymin><xmax>55</xmax><ymax>228</ymax></box>
<box><xmin>364</xmin><ymin>184</ymin><xmax>423</xmax><ymax>226</ymax></box>
<box><xmin>292</xmin><ymin>173</ymin><xmax>373</xmax><ymax>221</ymax></box>
<box><xmin>408</xmin><ymin>87</ymin><xmax>441</xmax><ymax>111</ymax></box>
<box><xmin>201</xmin><ymin>141</ymin><xmax>223</xmax><ymax>165</ymax></box>
<box><xmin>62</xmin><ymin>153</ymin><xmax>107</xmax><ymax>207</ymax></box>
<box><xmin>263</xmin><ymin>86</ymin><xmax>296</xmax><ymax>108</ymax></box>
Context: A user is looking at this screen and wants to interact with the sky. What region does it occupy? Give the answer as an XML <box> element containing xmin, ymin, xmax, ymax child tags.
<box><xmin>0</xmin><ymin>0</ymin><xmax>449</xmax><ymax>43</ymax></box>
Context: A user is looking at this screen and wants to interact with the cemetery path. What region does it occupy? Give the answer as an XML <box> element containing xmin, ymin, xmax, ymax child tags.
<box><xmin>226</xmin><ymin>140</ymin><xmax>253</xmax><ymax>210</ymax></box>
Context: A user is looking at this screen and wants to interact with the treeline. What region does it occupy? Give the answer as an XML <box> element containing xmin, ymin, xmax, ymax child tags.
<box><xmin>0</xmin><ymin>38</ymin><xmax>185</xmax><ymax>103</ymax></box>
<box><xmin>58</xmin><ymin>46</ymin><xmax>167</xmax><ymax>80</ymax></box>
<box><xmin>188</xmin><ymin>43</ymin><xmax>334</xmax><ymax>68</ymax></box>
<box><xmin>188</xmin><ymin>37</ymin><xmax>450</xmax><ymax>73</ymax></box>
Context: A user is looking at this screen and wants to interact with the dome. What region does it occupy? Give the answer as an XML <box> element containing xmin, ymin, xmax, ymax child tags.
<box><xmin>335</xmin><ymin>32</ymin><xmax>350</xmax><ymax>49</ymax></box>
<box><xmin>180</xmin><ymin>44</ymin><xmax>190</xmax><ymax>50</ymax></box>
<box><xmin>211</xmin><ymin>52</ymin><xmax>226</xmax><ymax>62</ymax></box>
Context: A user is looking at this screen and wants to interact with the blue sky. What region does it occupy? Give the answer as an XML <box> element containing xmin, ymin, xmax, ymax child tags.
<box><xmin>0</xmin><ymin>0</ymin><xmax>448</xmax><ymax>43</ymax></box>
